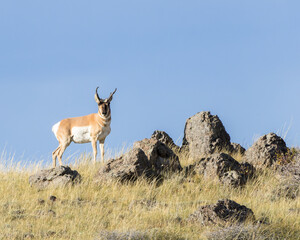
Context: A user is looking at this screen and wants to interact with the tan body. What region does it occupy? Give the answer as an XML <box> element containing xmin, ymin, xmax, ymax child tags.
<box><xmin>52</xmin><ymin>87</ymin><xmax>116</xmax><ymax>167</ymax></box>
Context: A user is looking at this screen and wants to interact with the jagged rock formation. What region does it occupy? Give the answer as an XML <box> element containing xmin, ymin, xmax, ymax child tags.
<box><xmin>187</xmin><ymin>199</ymin><xmax>255</xmax><ymax>226</ymax></box>
<box><xmin>95</xmin><ymin>148</ymin><xmax>160</xmax><ymax>183</ymax></box>
<box><xmin>29</xmin><ymin>166</ymin><xmax>81</xmax><ymax>190</ymax></box>
<box><xmin>151</xmin><ymin>130</ymin><xmax>180</xmax><ymax>152</ymax></box>
<box><xmin>244</xmin><ymin>133</ymin><xmax>288</xmax><ymax>169</ymax></box>
<box><xmin>182</xmin><ymin>111</ymin><xmax>232</xmax><ymax>159</ymax></box>
<box><xmin>95</xmin><ymin>135</ymin><xmax>182</xmax><ymax>184</ymax></box>
<box><xmin>189</xmin><ymin>153</ymin><xmax>255</xmax><ymax>187</ymax></box>
<box><xmin>133</xmin><ymin>138</ymin><xmax>182</xmax><ymax>173</ymax></box>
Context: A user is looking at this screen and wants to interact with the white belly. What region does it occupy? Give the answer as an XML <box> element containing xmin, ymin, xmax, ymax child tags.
<box><xmin>71</xmin><ymin>126</ymin><xmax>92</xmax><ymax>143</ymax></box>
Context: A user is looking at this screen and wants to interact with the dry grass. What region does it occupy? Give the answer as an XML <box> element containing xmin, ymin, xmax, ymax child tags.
<box><xmin>0</xmin><ymin>151</ymin><xmax>299</xmax><ymax>240</ymax></box>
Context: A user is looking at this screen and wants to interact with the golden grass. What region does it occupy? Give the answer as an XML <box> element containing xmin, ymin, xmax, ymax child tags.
<box><xmin>0</xmin><ymin>151</ymin><xmax>299</xmax><ymax>240</ymax></box>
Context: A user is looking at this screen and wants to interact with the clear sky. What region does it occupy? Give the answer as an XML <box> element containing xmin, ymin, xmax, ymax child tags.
<box><xmin>1</xmin><ymin>1</ymin><xmax>300</xmax><ymax>164</ymax></box>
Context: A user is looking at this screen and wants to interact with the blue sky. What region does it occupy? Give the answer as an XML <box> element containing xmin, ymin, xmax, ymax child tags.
<box><xmin>0</xmin><ymin>1</ymin><xmax>300</xmax><ymax>164</ymax></box>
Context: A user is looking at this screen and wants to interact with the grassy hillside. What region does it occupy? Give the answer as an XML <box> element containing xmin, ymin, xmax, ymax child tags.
<box><xmin>0</xmin><ymin>152</ymin><xmax>299</xmax><ymax>240</ymax></box>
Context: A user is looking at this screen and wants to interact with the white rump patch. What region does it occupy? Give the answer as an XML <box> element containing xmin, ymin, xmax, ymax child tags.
<box><xmin>71</xmin><ymin>126</ymin><xmax>92</xmax><ymax>143</ymax></box>
<box><xmin>52</xmin><ymin>121</ymin><xmax>61</xmax><ymax>139</ymax></box>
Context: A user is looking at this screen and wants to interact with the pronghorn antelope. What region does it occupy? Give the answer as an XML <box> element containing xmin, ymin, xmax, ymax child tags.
<box><xmin>52</xmin><ymin>87</ymin><xmax>117</xmax><ymax>167</ymax></box>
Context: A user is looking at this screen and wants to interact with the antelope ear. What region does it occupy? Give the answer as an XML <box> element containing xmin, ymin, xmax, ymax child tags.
<box><xmin>95</xmin><ymin>87</ymin><xmax>101</xmax><ymax>104</ymax></box>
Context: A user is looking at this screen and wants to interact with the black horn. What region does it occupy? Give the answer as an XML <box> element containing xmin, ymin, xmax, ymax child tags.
<box><xmin>94</xmin><ymin>87</ymin><xmax>101</xmax><ymax>104</ymax></box>
<box><xmin>107</xmin><ymin>88</ymin><xmax>117</xmax><ymax>102</ymax></box>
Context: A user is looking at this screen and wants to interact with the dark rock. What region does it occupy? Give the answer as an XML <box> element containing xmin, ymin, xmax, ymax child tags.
<box><xmin>182</xmin><ymin>111</ymin><xmax>232</xmax><ymax>159</ymax></box>
<box><xmin>94</xmin><ymin>148</ymin><xmax>161</xmax><ymax>183</ymax></box>
<box><xmin>151</xmin><ymin>130</ymin><xmax>180</xmax><ymax>151</ymax></box>
<box><xmin>29</xmin><ymin>166</ymin><xmax>81</xmax><ymax>190</ymax></box>
<box><xmin>49</xmin><ymin>195</ymin><xmax>57</xmax><ymax>202</ymax></box>
<box><xmin>133</xmin><ymin>138</ymin><xmax>182</xmax><ymax>173</ymax></box>
<box><xmin>194</xmin><ymin>153</ymin><xmax>241</xmax><ymax>177</ymax></box>
<box><xmin>96</xmin><ymin>137</ymin><xmax>181</xmax><ymax>184</ymax></box>
<box><xmin>244</xmin><ymin>133</ymin><xmax>288</xmax><ymax>169</ymax></box>
<box><xmin>187</xmin><ymin>199</ymin><xmax>255</xmax><ymax>226</ymax></box>
<box><xmin>192</xmin><ymin>153</ymin><xmax>255</xmax><ymax>186</ymax></box>
<box><xmin>220</xmin><ymin>170</ymin><xmax>244</xmax><ymax>187</ymax></box>
<box><xmin>240</xmin><ymin>162</ymin><xmax>256</xmax><ymax>181</ymax></box>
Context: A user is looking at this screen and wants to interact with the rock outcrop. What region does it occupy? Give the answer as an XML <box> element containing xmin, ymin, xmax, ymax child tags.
<box><xmin>133</xmin><ymin>138</ymin><xmax>182</xmax><ymax>173</ymax></box>
<box><xmin>151</xmin><ymin>130</ymin><xmax>180</xmax><ymax>152</ymax></box>
<box><xmin>182</xmin><ymin>111</ymin><xmax>232</xmax><ymax>159</ymax></box>
<box><xmin>244</xmin><ymin>133</ymin><xmax>288</xmax><ymax>169</ymax></box>
<box><xmin>191</xmin><ymin>153</ymin><xmax>255</xmax><ymax>187</ymax></box>
<box><xmin>187</xmin><ymin>199</ymin><xmax>255</xmax><ymax>226</ymax></box>
<box><xmin>29</xmin><ymin>166</ymin><xmax>81</xmax><ymax>190</ymax></box>
<box><xmin>95</xmin><ymin>138</ymin><xmax>182</xmax><ymax>184</ymax></box>
<box><xmin>95</xmin><ymin>148</ymin><xmax>160</xmax><ymax>183</ymax></box>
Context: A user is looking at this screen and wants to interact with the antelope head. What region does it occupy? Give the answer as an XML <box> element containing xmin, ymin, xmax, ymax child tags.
<box><xmin>94</xmin><ymin>87</ymin><xmax>117</xmax><ymax>117</ymax></box>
